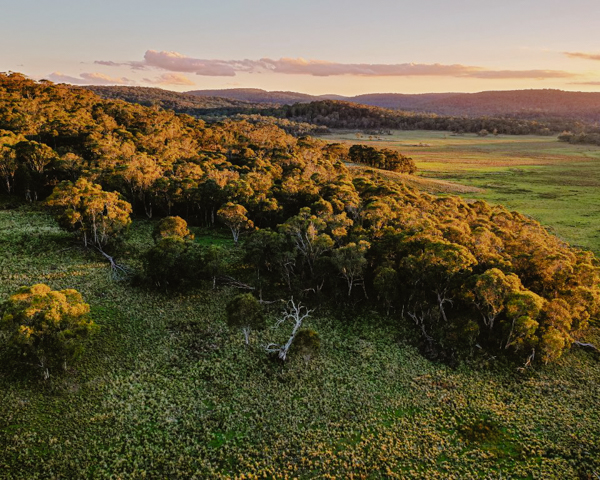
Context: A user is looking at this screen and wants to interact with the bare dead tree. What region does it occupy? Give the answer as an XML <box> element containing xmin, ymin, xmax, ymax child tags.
<box><xmin>573</xmin><ymin>341</ymin><xmax>599</xmax><ymax>352</ymax></box>
<box><xmin>95</xmin><ymin>246</ymin><xmax>132</xmax><ymax>281</ymax></box>
<box><xmin>220</xmin><ymin>276</ymin><xmax>256</xmax><ymax>291</ymax></box>
<box><xmin>265</xmin><ymin>298</ymin><xmax>314</xmax><ymax>361</ymax></box>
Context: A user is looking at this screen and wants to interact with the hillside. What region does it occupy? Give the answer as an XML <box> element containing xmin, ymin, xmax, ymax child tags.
<box><xmin>2</xmin><ymin>205</ymin><xmax>599</xmax><ymax>479</ymax></box>
<box><xmin>86</xmin><ymin>86</ymin><xmax>600</xmax><ymax>132</ymax></box>
<box><xmin>86</xmin><ymin>85</ymin><xmax>263</xmax><ymax>115</ymax></box>
<box><xmin>356</xmin><ymin>90</ymin><xmax>600</xmax><ymax>122</ymax></box>
<box><xmin>186</xmin><ymin>87</ymin><xmax>343</xmax><ymax>105</ymax></box>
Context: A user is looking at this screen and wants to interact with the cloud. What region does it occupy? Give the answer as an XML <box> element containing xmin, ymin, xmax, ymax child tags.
<box><xmin>98</xmin><ymin>50</ymin><xmax>577</xmax><ymax>80</ymax></box>
<box><xmin>94</xmin><ymin>60</ymin><xmax>147</xmax><ymax>70</ymax></box>
<box><xmin>568</xmin><ymin>81</ymin><xmax>600</xmax><ymax>86</ymax></box>
<box><xmin>466</xmin><ymin>69</ymin><xmax>575</xmax><ymax>79</ymax></box>
<box><xmin>564</xmin><ymin>51</ymin><xmax>600</xmax><ymax>61</ymax></box>
<box><xmin>143</xmin><ymin>73</ymin><xmax>195</xmax><ymax>86</ymax></box>
<box><xmin>142</xmin><ymin>50</ymin><xmax>240</xmax><ymax>76</ymax></box>
<box><xmin>47</xmin><ymin>72</ymin><xmax>135</xmax><ymax>85</ymax></box>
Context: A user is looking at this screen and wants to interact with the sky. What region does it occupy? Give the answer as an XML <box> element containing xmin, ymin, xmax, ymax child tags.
<box><xmin>2</xmin><ymin>0</ymin><xmax>600</xmax><ymax>95</ymax></box>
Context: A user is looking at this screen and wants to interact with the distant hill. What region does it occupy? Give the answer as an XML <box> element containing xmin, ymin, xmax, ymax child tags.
<box><xmin>188</xmin><ymin>88</ymin><xmax>600</xmax><ymax>122</ymax></box>
<box><xmin>85</xmin><ymin>86</ymin><xmax>263</xmax><ymax>115</ymax></box>
<box><xmin>187</xmin><ymin>88</ymin><xmax>344</xmax><ymax>105</ymax></box>
<box><xmin>355</xmin><ymin>90</ymin><xmax>600</xmax><ymax>122</ymax></box>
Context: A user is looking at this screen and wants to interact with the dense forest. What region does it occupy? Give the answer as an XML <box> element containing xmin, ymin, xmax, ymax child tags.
<box><xmin>1</xmin><ymin>72</ymin><xmax>599</xmax><ymax>370</ymax></box>
<box><xmin>86</xmin><ymin>86</ymin><xmax>330</xmax><ymax>136</ymax></box>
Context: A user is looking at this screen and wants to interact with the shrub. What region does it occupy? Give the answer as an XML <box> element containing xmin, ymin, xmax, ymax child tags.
<box><xmin>226</xmin><ymin>293</ymin><xmax>265</xmax><ymax>344</ymax></box>
<box><xmin>292</xmin><ymin>329</ymin><xmax>321</xmax><ymax>362</ymax></box>
<box><xmin>144</xmin><ymin>236</ymin><xmax>201</xmax><ymax>289</ymax></box>
<box><xmin>0</xmin><ymin>284</ymin><xmax>97</xmax><ymax>378</ymax></box>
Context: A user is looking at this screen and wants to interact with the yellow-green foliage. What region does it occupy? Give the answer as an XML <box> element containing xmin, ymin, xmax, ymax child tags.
<box><xmin>0</xmin><ymin>283</ymin><xmax>97</xmax><ymax>376</ymax></box>
<box><xmin>217</xmin><ymin>202</ymin><xmax>253</xmax><ymax>243</ymax></box>
<box><xmin>1</xmin><ymin>73</ymin><xmax>599</xmax><ymax>366</ymax></box>
<box><xmin>152</xmin><ymin>216</ymin><xmax>194</xmax><ymax>242</ymax></box>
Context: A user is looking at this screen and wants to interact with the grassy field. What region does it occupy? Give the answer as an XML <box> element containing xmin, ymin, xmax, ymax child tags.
<box><xmin>1</xmin><ymin>204</ymin><xmax>600</xmax><ymax>478</ymax></box>
<box><xmin>323</xmin><ymin>131</ymin><xmax>600</xmax><ymax>253</ymax></box>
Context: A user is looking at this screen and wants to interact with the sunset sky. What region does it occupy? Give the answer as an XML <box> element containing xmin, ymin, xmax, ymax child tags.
<box><xmin>2</xmin><ymin>0</ymin><xmax>600</xmax><ymax>95</ymax></box>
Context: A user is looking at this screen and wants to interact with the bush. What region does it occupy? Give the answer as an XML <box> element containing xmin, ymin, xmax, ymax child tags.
<box><xmin>292</xmin><ymin>329</ymin><xmax>321</xmax><ymax>362</ymax></box>
<box><xmin>144</xmin><ymin>236</ymin><xmax>201</xmax><ymax>289</ymax></box>
<box><xmin>0</xmin><ymin>284</ymin><xmax>97</xmax><ymax>378</ymax></box>
<box><xmin>226</xmin><ymin>293</ymin><xmax>265</xmax><ymax>344</ymax></box>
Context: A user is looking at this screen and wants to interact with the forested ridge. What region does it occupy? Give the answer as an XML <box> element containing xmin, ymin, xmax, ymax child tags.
<box><xmin>258</xmin><ymin>100</ymin><xmax>598</xmax><ymax>135</ymax></box>
<box><xmin>1</xmin><ymin>72</ymin><xmax>599</xmax><ymax>367</ymax></box>
<box><xmin>87</xmin><ymin>85</ymin><xmax>265</xmax><ymax>115</ymax></box>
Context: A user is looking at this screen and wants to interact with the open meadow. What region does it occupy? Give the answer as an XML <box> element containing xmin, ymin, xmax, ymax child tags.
<box><xmin>1</xmin><ymin>203</ymin><xmax>600</xmax><ymax>478</ymax></box>
<box><xmin>323</xmin><ymin>131</ymin><xmax>600</xmax><ymax>253</ymax></box>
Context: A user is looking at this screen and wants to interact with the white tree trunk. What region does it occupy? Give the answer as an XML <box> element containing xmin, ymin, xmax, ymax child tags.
<box><xmin>265</xmin><ymin>298</ymin><xmax>314</xmax><ymax>361</ymax></box>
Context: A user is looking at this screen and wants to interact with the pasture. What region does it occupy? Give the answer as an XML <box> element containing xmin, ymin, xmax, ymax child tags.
<box><xmin>1</xmin><ymin>205</ymin><xmax>600</xmax><ymax>478</ymax></box>
<box><xmin>324</xmin><ymin>131</ymin><xmax>600</xmax><ymax>253</ymax></box>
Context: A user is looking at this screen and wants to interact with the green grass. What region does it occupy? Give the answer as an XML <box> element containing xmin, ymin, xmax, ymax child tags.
<box><xmin>323</xmin><ymin>130</ymin><xmax>600</xmax><ymax>253</ymax></box>
<box><xmin>1</xmin><ymin>205</ymin><xmax>600</xmax><ymax>478</ymax></box>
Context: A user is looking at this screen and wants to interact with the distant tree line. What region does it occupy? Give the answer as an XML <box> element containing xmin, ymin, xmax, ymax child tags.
<box><xmin>347</xmin><ymin>145</ymin><xmax>416</xmax><ymax>173</ymax></box>
<box><xmin>85</xmin><ymin>85</ymin><xmax>263</xmax><ymax>116</ymax></box>
<box><xmin>255</xmin><ymin>100</ymin><xmax>596</xmax><ymax>136</ymax></box>
<box><xmin>558</xmin><ymin>130</ymin><xmax>600</xmax><ymax>146</ymax></box>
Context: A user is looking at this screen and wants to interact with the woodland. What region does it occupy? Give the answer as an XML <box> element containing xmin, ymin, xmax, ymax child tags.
<box><xmin>1</xmin><ymin>73</ymin><xmax>600</xmax><ymax>478</ymax></box>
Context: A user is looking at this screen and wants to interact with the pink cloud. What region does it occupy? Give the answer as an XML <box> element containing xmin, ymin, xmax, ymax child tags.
<box><xmin>98</xmin><ymin>50</ymin><xmax>577</xmax><ymax>80</ymax></box>
<box><xmin>143</xmin><ymin>73</ymin><xmax>195</xmax><ymax>86</ymax></box>
<box><xmin>47</xmin><ymin>71</ymin><xmax>135</xmax><ymax>85</ymax></box>
<box><xmin>143</xmin><ymin>50</ymin><xmax>239</xmax><ymax>76</ymax></box>
<box><xmin>94</xmin><ymin>60</ymin><xmax>147</xmax><ymax>70</ymax></box>
<box><xmin>564</xmin><ymin>51</ymin><xmax>600</xmax><ymax>61</ymax></box>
